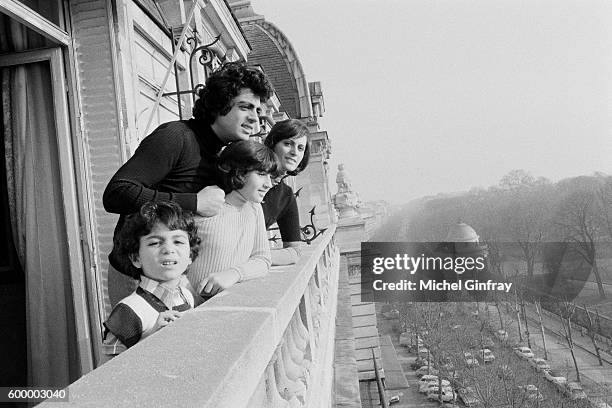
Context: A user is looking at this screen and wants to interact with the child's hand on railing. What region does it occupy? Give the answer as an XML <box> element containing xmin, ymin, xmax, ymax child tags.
<box><xmin>199</xmin><ymin>269</ymin><xmax>241</xmax><ymax>298</ymax></box>
<box><xmin>154</xmin><ymin>310</ymin><xmax>183</xmax><ymax>332</ymax></box>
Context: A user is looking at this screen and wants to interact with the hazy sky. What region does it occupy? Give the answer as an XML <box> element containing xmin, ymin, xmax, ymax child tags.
<box><xmin>252</xmin><ymin>0</ymin><xmax>612</xmax><ymax>204</ymax></box>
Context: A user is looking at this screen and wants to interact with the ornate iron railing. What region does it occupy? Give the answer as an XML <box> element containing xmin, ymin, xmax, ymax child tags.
<box><xmin>268</xmin><ymin>187</ymin><xmax>327</xmax><ymax>245</ymax></box>
<box><xmin>162</xmin><ymin>26</ymin><xmax>223</xmax><ymax>118</ymax></box>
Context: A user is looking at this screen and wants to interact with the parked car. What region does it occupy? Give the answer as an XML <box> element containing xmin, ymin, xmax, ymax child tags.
<box><xmin>411</xmin><ymin>356</ymin><xmax>433</xmax><ymax>370</ymax></box>
<box><xmin>513</xmin><ymin>346</ymin><xmax>534</xmax><ymax>359</ymax></box>
<box><xmin>418</xmin><ymin>374</ymin><xmax>438</xmax><ymax>382</ymax></box>
<box><xmin>479</xmin><ymin>348</ymin><xmax>495</xmax><ymax>363</ymax></box>
<box><xmin>495</xmin><ymin>329</ymin><xmax>508</xmax><ymax>341</ymax></box>
<box><xmin>420</xmin><ymin>381</ymin><xmax>447</xmax><ymax>395</ymax></box>
<box><xmin>529</xmin><ymin>358</ymin><xmax>550</xmax><ymax>372</ymax></box>
<box><xmin>518</xmin><ymin>384</ymin><xmax>544</xmax><ymax>402</ymax></box>
<box><xmin>458</xmin><ymin>386</ymin><xmax>481</xmax><ymax>407</ymax></box>
<box><xmin>418</xmin><ymin>375</ymin><xmax>440</xmax><ymax>391</ymax></box>
<box><xmin>563</xmin><ymin>382</ymin><xmax>588</xmax><ymax>400</ymax></box>
<box><xmin>415</xmin><ymin>365</ymin><xmax>439</xmax><ymax>377</ymax></box>
<box><xmin>497</xmin><ymin>364</ymin><xmax>513</xmax><ymax>380</ymax></box>
<box><xmin>419</xmin><ymin>378</ymin><xmax>450</xmax><ymax>393</ymax></box>
<box><xmin>544</xmin><ymin>369</ymin><xmax>567</xmax><ymax>388</ymax></box>
<box><xmin>421</xmin><ymin>380</ymin><xmax>451</xmax><ymax>395</ymax></box>
<box><xmin>464</xmin><ymin>351</ymin><xmax>480</xmax><ymax>367</ymax></box>
<box><xmin>426</xmin><ymin>386</ymin><xmax>456</xmax><ymax>402</ymax></box>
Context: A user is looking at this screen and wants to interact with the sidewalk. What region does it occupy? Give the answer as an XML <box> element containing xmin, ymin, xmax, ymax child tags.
<box><xmin>523</xmin><ymin>303</ymin><xmax>612</xmax><ymax>364</ymax></box>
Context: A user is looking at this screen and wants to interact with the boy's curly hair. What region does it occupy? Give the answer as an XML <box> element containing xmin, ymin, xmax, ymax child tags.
<box><xmin>217</xmin><ymin>140</ymin><xmax>279</xmax><ymax>193</ymax></box>
<box><xmin>193</xmin><ymin>62</ymin><xmax>274</xmax><ymax>124</ymax></box>
<box><xmin>113</xmin><ymin>201</ymin><xmax>201</xmax><ymax>279</ymax></box>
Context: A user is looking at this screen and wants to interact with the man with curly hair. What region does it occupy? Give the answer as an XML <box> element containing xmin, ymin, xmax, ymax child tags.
<box><xmin>103</xmin><ymin>62</ymin><xmax>274</xmax><ymax>305</ymax></box>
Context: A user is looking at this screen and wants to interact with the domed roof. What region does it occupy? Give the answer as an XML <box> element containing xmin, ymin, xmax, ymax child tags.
<box><xmin>445</xmin><ymin>222</ymin><xmax>479</xmax><ymax>243</ymax></box>
<box><xmin>241</xmin><ymin>21</ymin><xmax>311</xmax><ymax>119</ymax></box>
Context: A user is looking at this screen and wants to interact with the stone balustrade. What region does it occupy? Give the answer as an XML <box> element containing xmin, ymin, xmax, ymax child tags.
<box><xmin>40</xmin><ymin>226</ymin><xmax>339</xmax><ymax>408</ymax></box>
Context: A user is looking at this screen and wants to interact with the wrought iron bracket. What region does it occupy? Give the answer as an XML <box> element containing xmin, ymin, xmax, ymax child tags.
<box><xmin>268</xmin><ymin>187</ymin><xmax>327</xmax><ymax>245</ymax></box>
<box><xmin>162</xmin><ymin>27</ymin><xmax>222</xmax><ymax>117</ymax></box>
<box><xmin>301</xmin><ymin>206</ymin><xmax>328</xmax><ymax>245</ymax></box>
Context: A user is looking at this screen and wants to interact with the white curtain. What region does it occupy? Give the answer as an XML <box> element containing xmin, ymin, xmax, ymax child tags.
<box><xmin>1</xmin><ymin>18</ymin><xmax>78</xmax><ymax>387</ymax></box>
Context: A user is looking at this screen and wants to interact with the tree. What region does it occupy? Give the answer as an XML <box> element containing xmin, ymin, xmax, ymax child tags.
<box><xmin>584</xmin><ymin>305</ymin><xmax>603</xmax><ymax>366</ymax></box>
<box><xmin>555</xmin><ymin>189</ymin><xmax>606</xmax><ymax>299</ymax></box>
<box><xmin>534</xmin><ymin>300</ymin><xmax>548</xmax><ymax>360</ymax></box>
<box><xmin>497</xmin><ymin>171</ymin><xmax>553</xmax><ymax>277</ymax></box>
<box><xmin>512</xmin><ymin>186</ymin><xmax>554</xmax><ymax>277</ymax></box>
<box><xmin>596</xmin><ymin>176</ymin><xmax>612</xmax><ymax>247</ymax></box>
<box><xmin>499</xmin><ymin>169</ymin><xmax>536</xmax><ymax>190</ymax></box>
<box><xmin>559</xmin><ymin>301</ymin><xmax>581</xmax><ymax>382</ymax></box>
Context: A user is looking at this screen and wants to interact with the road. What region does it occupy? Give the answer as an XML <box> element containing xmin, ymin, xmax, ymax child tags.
<box><xmin>362</xmin><ymin>301</ymin><xmax>612</xmax><ymax>407</ymax></box>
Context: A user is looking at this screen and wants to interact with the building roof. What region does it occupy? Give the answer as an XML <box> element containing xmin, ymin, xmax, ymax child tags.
<box><xmin>228</xmin><ymin>0</ymin><xmax>313</xmax><ymax>119</ymax></box>
<box><xmin>241</xmin><ymin>23</ymin><xmax>300</xmax><ymax>118</ymax></box>
<box><xmin>445</xmin><ymin>222</ymin><xmax>479</xmax><ymax>242</ymax></box>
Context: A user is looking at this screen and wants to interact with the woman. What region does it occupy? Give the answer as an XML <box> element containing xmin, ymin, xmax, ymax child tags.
<box><xmin>187</xmin><ymin>140</ymin><xmax>276</xmax><ymax>298</ymax></box>
<box><xmin>263</xmin><ymin>119</ymin><xmax>310</xmax><ymax>265</ymax></box>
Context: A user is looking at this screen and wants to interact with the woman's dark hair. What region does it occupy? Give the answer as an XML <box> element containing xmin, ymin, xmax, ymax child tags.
<box><xmin>264</xmin><ymin>119</ymin><xmax>310</xmax><ymax>176</ymax></box>
<box><xmin>218</xmin><ymin>140</ymin><xmax>278</xmax><ymax>192</ymax></box>
<box><xmin>193</xmin><ymin>62</ymin><xmax>274</xmax><ymax>125</ymax></box>
<box><xmin>113</xmin><ymin>201</ymin><xmax>201</xmax><ymax>279</ymax></box>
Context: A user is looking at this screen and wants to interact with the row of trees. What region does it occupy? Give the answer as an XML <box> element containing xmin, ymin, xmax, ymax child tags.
<box><xmin>383</xmin><ymin>170</ymin><xmax>612</xmax><ymax>299</ymax></box>
<box><xmin>398</xmin><ymin>301</ymin><xmax>591</xmax><ymax>407</ymax></box>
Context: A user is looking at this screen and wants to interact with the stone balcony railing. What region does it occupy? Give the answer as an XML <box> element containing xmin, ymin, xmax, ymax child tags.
<box><xmin>41</xmin><ymin>226</ymin><xmax>340</xmax><ymax>408</ymax></box>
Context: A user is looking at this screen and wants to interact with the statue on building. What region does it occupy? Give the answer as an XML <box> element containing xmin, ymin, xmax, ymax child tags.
<box><xmin>333</xmin><ymin>163</ymin><xmax>359</xmax><ymax>218</ymax></box>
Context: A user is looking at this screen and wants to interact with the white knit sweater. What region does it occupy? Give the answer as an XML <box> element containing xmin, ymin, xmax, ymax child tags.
<box><xmin>187</xmin><ymin>201</ymin><xmax>271</xmax><ymax>293</ymax></box>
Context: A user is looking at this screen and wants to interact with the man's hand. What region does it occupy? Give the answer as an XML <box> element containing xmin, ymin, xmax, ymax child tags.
<box><xmin>153</xmin><ymin>310</ymin><xmax>183</xmax><ymax>332</ymax></box>
<box><xmin>199</xmin><ymin>269</ymin><xmax>241</xmax><ymax>297</ymax></box>
<box><xmin>196</xmin><ymin>185</ymin><xmax>225</xmax><ymax>216</ymax></box>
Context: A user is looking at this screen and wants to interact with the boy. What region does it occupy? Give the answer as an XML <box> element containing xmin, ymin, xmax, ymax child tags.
<box><xmin>103</xmin><ymin>201</ymin><xmax>200</xmax><ymax>352</ymax></box>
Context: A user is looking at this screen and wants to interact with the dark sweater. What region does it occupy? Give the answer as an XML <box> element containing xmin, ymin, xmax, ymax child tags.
<box><xmin>262</xmin><ymin>181</ymin><xmax>301</xmax><ymax>243</ymax></box>
<box><xmin>103</xmin><ymin>119</ymin><xmax>224</xmax><ymax>214</ymax></box>
<box><xmin>103</xmin><ymin>119</ymin><xmax>224</xmax><ymax>272</ymax></box>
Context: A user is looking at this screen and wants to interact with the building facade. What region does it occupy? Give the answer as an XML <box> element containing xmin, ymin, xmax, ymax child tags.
<box><xmin>1</xmin><ymin>0</ymin><xmax>268</xmax><ymax>388</ymax></box>
<box><xmin>229</xmin><ymin>0</ymin><xmax>334</xmax><ymax>230</ymax></box>
<box><xmin>1</xmin><ymin>0</ymin><xmax>346</xmax><ymax>402</ymax></box>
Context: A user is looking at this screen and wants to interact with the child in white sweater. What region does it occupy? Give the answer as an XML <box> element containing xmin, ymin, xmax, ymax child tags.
<box><xmin>187</xmin><ymin>140</ymin><xmax>277</xmax><ymax>300</ymax></box>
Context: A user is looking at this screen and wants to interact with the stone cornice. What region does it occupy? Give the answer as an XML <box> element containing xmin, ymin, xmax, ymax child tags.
<box><xmin>251</xmin><ymin>20</ymin><xmax>313</xmax><ymax>118</ymax></box>
<box><xmin>203</xmin><ymin>0</ymin><xmax>251</xmax><ymax>60</ymax></box>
